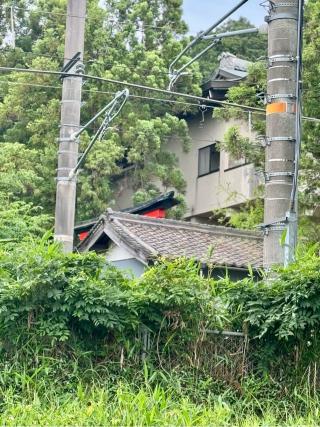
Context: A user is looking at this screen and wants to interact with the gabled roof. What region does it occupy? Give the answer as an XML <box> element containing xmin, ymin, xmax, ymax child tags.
<box><xmin>78</xmin><ymin>209</ymin><xmax>263</xmax><ymax>270</ymax></box>
<box><xmin>202</xmin><ymin>52</ymin><xmax>252</xmax><ymax>97</ymax></box>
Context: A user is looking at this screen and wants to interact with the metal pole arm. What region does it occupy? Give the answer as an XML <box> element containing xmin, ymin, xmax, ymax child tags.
<box><xmin>202</xmin><ymin>27</ymin><xmax>259</xmax><ymax>41</ymax></box>
<box><xmin>168</xmin><ymin>27</ymin><xmax>261</xmax><ymax>90</ymax></box>
<box><xmin>168</xmin><ymin>39</ymin><xmax>220</xmax><ymax>90</ymax></box>
<box><xmin>72</xmin><ymin>89</ymin><xmax>128</xmax><ymax>140</ymax></box>
<box><xmin>168</xmin><ymin>0</ymin><xmax>249</xmax><ymax>76</ymax></box>
<box><xmin>68</xmin><ymin>88</ymin><xmax>129</xmax><ymax>180</ymax></box>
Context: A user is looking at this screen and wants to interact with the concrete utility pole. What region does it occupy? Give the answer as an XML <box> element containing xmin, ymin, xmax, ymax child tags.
<box><xmin>54</xmin><ymin>0</ymin><xmax>86</xmax><ymax>253</ymax></box>
<box><xmin>263</xmin><ymin>0</ymin><xmax>301</xmax><ymax>268</ymax></box>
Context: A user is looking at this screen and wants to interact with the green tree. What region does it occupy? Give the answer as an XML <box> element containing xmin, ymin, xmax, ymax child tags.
<box><xmin>0</xmin><ymin>0</ymin><xmax>202</xmax><ymax>220</ymax></box>
<box><xmin>300</xmin><ymin>0</ymin><xmax>320</xmax><ymax>212</ymax></box>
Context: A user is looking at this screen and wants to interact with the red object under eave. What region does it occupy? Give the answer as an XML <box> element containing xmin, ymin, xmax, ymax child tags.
<box><xmin>79</xmin><ymin>231</ymin><xmax>89</xmax><ymax>241</ymax></box>
<box><xmin>78</xmin><ymin>208</ymin><xmax>166</xmax><ymax>241</ymax></box>
<box><xmin>143</xmin><ymin>208</ymin><xmax>166</xmax><ymax>218</ymax></box>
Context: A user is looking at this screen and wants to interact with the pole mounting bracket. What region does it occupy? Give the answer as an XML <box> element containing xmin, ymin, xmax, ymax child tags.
<box><xmin>273</xmin><ymin>2</ymin><xmax>299</xmax><ymax>6</ymax></box>
<box><xmin>266</xmin><ymin>93</ymin><xmax>296</xmax><ymax>102</ymax></box>
<box><xmin>57</xmin><ymin>137</ymin><xmax>79</xmax><ymax>144</ymax></box>
<box><xmin>56</xmin><ymin>176</ymin><xmax>77</xmax><ymax>182</ymax></box>
<box><xmin>264</xmin><ymin>171</ymin><xmax>294</xmax><ymax>181</ymax></box>
<box><xmin>257</xmin><ymin>217</ymin><xmax>288</xmax><ymax>235</ymax></box>
<box><xmin>266</xmin><ymin>12</ymin><xmax>298</xmax><ymax>22</ymax></box>
<box><xmin>265</xmin><ymin>136</ymin><xmax>295</xmax><ymax>145</ymax></box>
<box><xmin>59</xmin><ymin>52</ymin><xmax>84</xmax><ymax>80</ymax></box>
<box><xmin>268</xmin><ymin>54</ymin><xmax>296</xmax><ymax>65</ymax></box>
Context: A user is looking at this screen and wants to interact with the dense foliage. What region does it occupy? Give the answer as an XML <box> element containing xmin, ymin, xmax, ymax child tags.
<box><xmin>1</xmin><ymin>233</ymin><xmax>320</xmax><ymax>375</ymax></box>
<box><xmin>1</xmin><ymin>1</ymin><xmax>320</xmax><ymax>424</ymax></box>
<box><xmin>0</xmin><ymin>240</ymin><xmax>225</xmax><ymax>345</ymax></box>
<box><xmin>0</xmin><ymin>0</ymin><xmax>202</xmax><ymax>220</ymax></box>
<box><xmin>0</xmin><ymin>232</ymin><xmax>320</xmax><ymax>424</ymax></box>
<box><xmin>0</xmin><ymin>183</ymin><xmax>319</xmax><ymax>424</ymax></box>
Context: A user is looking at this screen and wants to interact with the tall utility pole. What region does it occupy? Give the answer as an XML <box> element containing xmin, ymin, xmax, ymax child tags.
<box><xmin>54</xmin><ymin>0</ymin><xmax>86</xmax><ymax>253</ymax></box>
<box><xmin>263</xmin><ymin>0</ymin><xmax>301</xmax><ymax>268</ymax></box>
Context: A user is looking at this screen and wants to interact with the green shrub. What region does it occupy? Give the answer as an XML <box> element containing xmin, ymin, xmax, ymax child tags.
<box><xmin>0</xmin><ymin>233</ymin><xmax>320</xmax><ymax>421</ymax></box>
<box><xmin>0</xmin><ymin>238</ymin><xmax>226</xmax><ymax>348</ymax></box>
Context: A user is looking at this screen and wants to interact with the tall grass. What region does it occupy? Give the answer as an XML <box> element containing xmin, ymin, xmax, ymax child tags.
<box><xmin>1</xmin><ymin>242</ymin><xmax>320</xmax><ymax>425</ymax></box>
<box><xmin>1</xmin><ymin>381</ymin><xmax>320</xmax><ymax>426</ymax></box>
<box><xmin>0</xmin><ymin>352</ymin><xmax>319</xmax><ymax>426</ymax></box>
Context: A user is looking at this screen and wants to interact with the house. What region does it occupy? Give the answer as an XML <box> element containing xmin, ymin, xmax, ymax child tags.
<box><xmin>75</xmin><ymin>53</ymin><xmax>263</xmax><ymax>279</ymax></box>
<box><xmin>113</xmin><ymin>53</ymin><xmax>261</xmax><ymax>224</ymax></box>
<box><xmin>77</xmin><ymin>208</ymin><xmax>263</xmax><ymax>280</ymax></box>
<box><xmin>202</xmin><ymin>52</ymin><xmax>251</xmax><ymax>100</ymax></box>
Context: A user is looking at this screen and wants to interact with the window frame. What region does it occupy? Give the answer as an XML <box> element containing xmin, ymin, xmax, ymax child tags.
<box><xmin>198</xmin><ymin>143</ymin><xmax>220</xmax><ymax>178</ymax></box>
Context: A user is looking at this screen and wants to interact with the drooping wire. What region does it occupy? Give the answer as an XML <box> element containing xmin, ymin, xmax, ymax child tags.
<box><xmin>0</xmin><ymin>66</ymin><xmax>319</xmax><ymax>123</ymax></box>
<box><xmin>0</xmin><ymin>79</ymin><xmax>224</xmax><ymax>111</ymax></box>
<box><xmin>0</xmin><ymin>66</ymin><xmax>267</xmax><ymax>113</ymax></box>
<box><xmin>290</xmin><ymin>0</ymin><xmax>305</xmax><ymax>212</ymax></box>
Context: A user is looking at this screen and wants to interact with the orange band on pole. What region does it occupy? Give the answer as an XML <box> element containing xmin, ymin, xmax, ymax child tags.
<box><xmin>266</xmin><ymin>102</ymin><xmax>287</xmax><ymax>115</ymax></box>
<box><xmin>266</xmin><ymin>102</ymin><xmax>296</xmax><ymax>115</ymax></box>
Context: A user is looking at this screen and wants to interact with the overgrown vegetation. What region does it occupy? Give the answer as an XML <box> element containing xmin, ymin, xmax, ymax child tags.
<box><xmin>0</xmin><ymin>227</ymin><xmax>320</xmax><ymax>424</ymax></box>
<box><xmin>0</xmin><ymin>0</ymin><xmax>200</xmax><ymax>220</ymax></box>
<box><xmin>1</xmin><ymin>1</ymin><xmax>320</xmax><ymax>424</ymax></box>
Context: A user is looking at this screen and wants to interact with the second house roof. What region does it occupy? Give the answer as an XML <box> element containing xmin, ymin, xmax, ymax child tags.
<box><xmin>78</xmin><ymin>209</ymin><xmax>263</xmax><ymax>270</ymax></box>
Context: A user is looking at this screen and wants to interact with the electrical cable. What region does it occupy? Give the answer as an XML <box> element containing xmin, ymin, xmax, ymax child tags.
<box><xmin>290</xmin><ymin>0</ymin><xmax>304</xmax><ymax>212</ymax></box>
<box><xmin>6</xmin><ymin>49</ymin><xmax>320</xmax><ymax>90</ymax></box>
<box><xmin>0</xmin><ymin>49</ymin><xmax>174</xmax><ymax>77</ymax></box>
<box><xmin>0</xmin><ymin>82</ymin><xmax>227</xmax><ymax>145</ymax></box>
<box><xmin>0</xmin><ymin>79</ymin><xmax>227</xmax><ymax>110</ymax></box>
<box><xmin>0</xmin><ymin>65</ymin><xmax>267</xmax><ymax>113</ymax></box>
<box><xmin>0</xmin><ymin>67</ymin><xmax>318</xmax><ymax>122</ymax></box>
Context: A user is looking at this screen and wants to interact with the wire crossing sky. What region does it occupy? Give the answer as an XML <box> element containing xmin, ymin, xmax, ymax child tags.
<box><xmin>0</xmin><ymin>66</ymin><xmax>319</xmax><ymax>123</ymax></box>
<box><xmin>183</xmin><ymin>0</ymin><xmax>266</xmax><ymax>33</ymax></box>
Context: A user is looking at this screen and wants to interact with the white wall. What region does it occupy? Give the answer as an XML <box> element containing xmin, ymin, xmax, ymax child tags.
<box><xmin>106</xmin><ymin>244</ymin><xmax>145</xmax><ymax>277</ymax></box>
<box><xmin>167</xmin><ymin>113</ymin><xmax>260</xmax><ymax>218</ymax></box>
<box><xmin>112</xmin><ymin>113</ymin><xmax>261</xmax><ymax>219</ymax></box>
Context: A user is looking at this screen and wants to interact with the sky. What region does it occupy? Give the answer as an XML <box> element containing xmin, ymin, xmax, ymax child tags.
<box><xmin>182</xmin><ymin>0</ymin><xmax>266</xmax><ymax>34</ymax></box>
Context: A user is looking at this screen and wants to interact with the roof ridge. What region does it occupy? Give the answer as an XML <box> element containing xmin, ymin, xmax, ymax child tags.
<box><xmin>108</xmin><ymin>210</ymin><xmax>263</xmax><ymax>240</ymax></box>
<box><xmin>111</xmin><ymin>217</ymin><xmax>158</xmax><ymax>257</ymax></box>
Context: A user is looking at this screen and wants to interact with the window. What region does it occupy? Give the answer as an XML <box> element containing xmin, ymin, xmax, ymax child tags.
<box><xmin>198</xmin><ymin>144</ymin><xmax>220</xmax><ymax>177</ymax></box>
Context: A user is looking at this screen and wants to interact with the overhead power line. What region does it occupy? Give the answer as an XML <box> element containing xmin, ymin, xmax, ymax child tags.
<box><xmin>0</xmin><ymin>65</ymin><xmax>266</xmax><ymax>113</ymax></box>
<box><xmin>0</xmin><ymin>82</ymin><xmax>251</xmax><ymax>146</ymax></box>
<box><xmin>0</xmin><ymin>79</ymin><xmax>215</xmax><ymax>110</ymax></box>
<box><xmin>0</xmin><ymin>49</ymin><xmax>173</xmax><ymax>77</ymax></box>
<box><xmin>0</xmin><ymin>66</ymin><xmax>319</xmax><ymax>123</ymax></box>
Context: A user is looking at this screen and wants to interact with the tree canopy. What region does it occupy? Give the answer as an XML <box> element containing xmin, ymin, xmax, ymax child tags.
<box><xmin>0</xmin><ymin>0</ymin><xmax>203</xmax><ymax>220</ymax></box>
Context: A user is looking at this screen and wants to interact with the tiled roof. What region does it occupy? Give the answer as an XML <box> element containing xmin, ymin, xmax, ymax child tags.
<box><xmin>79</xmin><ymin>209</ymin><xmax>263</xmax><ymax>269</ymax></box>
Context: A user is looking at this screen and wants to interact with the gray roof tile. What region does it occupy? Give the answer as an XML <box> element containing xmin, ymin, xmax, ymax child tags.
<box><xmin>79</xmin><ymin>210</ymin><xmax>263</xmax><ymax>269</ymax></box>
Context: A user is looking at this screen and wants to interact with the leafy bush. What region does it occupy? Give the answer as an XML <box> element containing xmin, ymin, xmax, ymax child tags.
<box><xmin>1</xmin><ymin>231</ymin><xmax>320</xmax><ymax>419</ymax></box>
<box><xmin>220</xmin><ymin>246</ymin><xmax>320</xmax><ymax>342</ymax></box>
<box><xmin>0</xmin><ymin>195</ymin><xmax>52</xmax><ymax>243</ymax></box>
<box><xmin>0</xmin><ymin>239</ymin><xmax>226</xmax><ymax>349</ymax></box>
